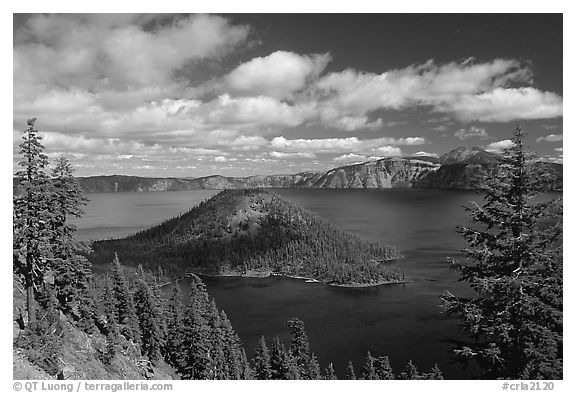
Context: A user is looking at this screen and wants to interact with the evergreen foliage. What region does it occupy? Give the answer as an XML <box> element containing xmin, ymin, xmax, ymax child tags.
<box><xmin>374</xmin><ymin>355</ymin><xmax>394</xmax><ymax>379</ymax></box>
<box><xmin>15</xmin><ymin>286</ymin><xmax>64</xmax><ymax>375</ymax></box>
<box><xmin>361</xmin><ymin>351</ymin><xmax>378</xmax><ymax>380</ymax></box>
<box><xmin>253</xmin><ymin>336</ymin><xmax>272</xmax><ymax>379</ymax></box>
<box><xmin>324</xmin><ymin>363</ymin><xmax>337</xmax><ymax>380</ymax></box>
<box><xmin>134</xmin><ymin>278</ymin><xmax>163</xmax><ymax>363</ymax></box>
<box><xmin>399</xmin><ymin>359</ymin><xmax>420</xmax><ymax>380</ymax></box>
<box><xmin>109</xmin><ymin>254</ymin><xmax>141</xmax><ymax>345</ymax></box>
<box><xmin>13</xmin><ymin>118</ymin><xmax>54</xmax><ymax>323</ymax></box>
<box><xmin>441</xmin><ymin>127</ymin><xmax>563</xmax><ymax>379</ymax></box>
<box><xmin>346</xmin><ymin>360</ymin><xmax>357</xmax><ymax>380</ymax></box>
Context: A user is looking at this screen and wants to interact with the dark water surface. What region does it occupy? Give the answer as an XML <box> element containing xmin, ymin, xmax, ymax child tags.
<box><xmin>74</xmin><ymin>188</ymin><xmax>485</xmax><ymax>378</ymax></box>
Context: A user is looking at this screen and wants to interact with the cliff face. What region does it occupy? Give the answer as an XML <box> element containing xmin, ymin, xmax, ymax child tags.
<box><xmin>70</xmin><ymin>147</ymin><xmax>562</xmax><ymax>192</ymax></box>
<box><xmin>312</xmin><ymin>158</ymin><xmax>440</xmax><ymax>188</ymax></box>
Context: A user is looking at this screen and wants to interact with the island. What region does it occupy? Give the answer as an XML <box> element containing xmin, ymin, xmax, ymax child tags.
<box><xmin>89</xmin><ymin>189</ymin><xmax>403</xmax><ymax>287</ymax></box>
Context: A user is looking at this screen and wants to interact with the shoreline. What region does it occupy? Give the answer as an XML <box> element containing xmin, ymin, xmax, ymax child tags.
<box><xmin>189</xmin><ymin>270</ymin><xmax>411</xmax><ymax>288</ymax></box>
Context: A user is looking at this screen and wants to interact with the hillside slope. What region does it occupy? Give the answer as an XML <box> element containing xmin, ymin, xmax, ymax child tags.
<box><xmin>12</xmin><ymin>278</ymin><xmax>177</xmax><ymax>380</ymax></box>
<box><xmin>90</xmin><ymin>189</ymin><xmax>402</xmax><ymax>286</ymax></box>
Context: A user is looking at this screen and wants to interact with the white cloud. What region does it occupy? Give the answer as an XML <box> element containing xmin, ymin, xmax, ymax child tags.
<box><xmin>270</xmin><ymin>151</ymin><xmax>316</xmax><ymax>159</ymax></box>
<box><xmin>333</xmin><ymin>153</ymin><xmax>368</xmax><ymax>162</ymax></box>
<box><xmin>412</xmin><ymin>151</ymin><xmax>439</xmax><ymax>158</ymax></box>
<box><xmin>536</xmin><ymin>134</ymin><xmax>563</xmax><ymax>142</ymax></box>
<box><xmin>454</xmin><ymin>126</ymin><xmax>488</xmax><ymax>140</ymax></box>
<box><xmin>15</xmin><ymin>14</ymin><xmax>250</xmax><ymax>90</ymax></box>
<box><xmin>311</xmin><ymin>60</ymin><xmax>561</xmax><ymax>123</ymax></box>
<box><xmin>328</xmin><ymin>116</ymin><xmax>383</xmax><ymax>131</ymax></box>
<box><xmin>224</xmin><ymin>51</ymin><xmax>331</xmax><ymax>99</ymax></box>
<box><xmin>372</xmin><ymin>146</ymin><xmax>403</xmax><ymax>156</ymax></box>
<box><xmin>270</xmin><ymin>136</ymin><xmax>421</xmax><ymax>154</ymax></box>
<box><xmin>445</xmin><ymin>87</ymin><xmax>563</xmax><ymax>122</ymax></box>
<box><xmin>431</xmin><ymin>125</ymin><xmax>447</xmax><ymax>132</ymax></box>
<box><xmin>555</xmin><ymin>147</ymin><xmax>563</xmax><ymax>152</ymax></box>
<box><xmin>485</xmin><ymin>139</ymin><xmax>514</xmax><ymax>153</ymax></box>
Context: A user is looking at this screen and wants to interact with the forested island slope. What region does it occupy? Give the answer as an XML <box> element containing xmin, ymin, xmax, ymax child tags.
<box><xmin>90</xmin><ymin>189</ymin><xmax>401</xmax><ymax>286</ymax></box>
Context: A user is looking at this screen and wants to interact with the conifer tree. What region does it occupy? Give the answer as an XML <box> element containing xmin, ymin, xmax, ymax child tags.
<box><xmin>441</xmin><ymin>127</ymin><xmax>563</xmax><ymax>379</ymax></box>
<box><xmin>286</xmin><ymin>317</ymin><xmax>311</xmax><ymax>377</ymax></box>
<box><xmin>164</xmin><ymin>284</ymin><xmax>186</xmax><ymax>369</ymax></box>
<box><xmin>13</xmin><ymin>118</ymin><xmax>54</xmax><ymax>323</ymax></box>
<box><xmin>428</xmin><ymin>364</ymin><xmax>443</xmax><ymax>380</ymax></box>
<box><xmin>49</xmin><ymin>156</ymin><xmax>94</xmax><ymax>323</ymax></box>
<box><xmin>253</xmin><ymin>336</ymin><xmax>272</xmax><ymax>379</ymax></box>
<box><xmin>180</xmin><ymin>279</ymin><xmax>212</xmax><ymax>379</ymax></box>
<box><xmin>361</xmin><ymin>351</ymin><xmax>378</xmax><ymax>380</ymax></box>
<box><xmin>374</xmin><ymin>355</ymin><xmax>394</xmax><ymax>379</ymax></box>
<box><xmin>324</xmin><ymin>363</ymin><xmax>337</xmax><ymax>380</ymax></box>
<box><xmin>206</xmin><ymin>299</ymin><xmax>227</xmax><ymax>379</ymax></box>
<box><xmin>284</xmin><ymin>350</ymin><xmax>301</xmax><ymax>379</ymax></box>
<box><xmin>218</xmin><ymin>310</ymin><xmax>246</xmax><ymax>379</ymax></box>
<box><xmin>134</xmin><ymin>278</ymin><xmax>163</xmax><ymax>363</ymax></box>
<box><xmin>399</xmin><ymin>360</ymin><xmax>420</xmax><ymax>380</ymax></box>
<box><xmin>307</xmin><ymin>353</ymin><xmax>321</xmax><ymax>380</ymax></box>
<box><xmin>270</xmin><ymin>336</ymin><xmax>298</xmax><ymax>379</ymax></box>
<box><xmin>109</xmin><ymin>254</ymin><xmax>141</xmax><ymax>345</ymax></box>
<box><xmin>346</xmin><ymin>360</ymin><xmax>356</xmax><ymax>380</ymax></box>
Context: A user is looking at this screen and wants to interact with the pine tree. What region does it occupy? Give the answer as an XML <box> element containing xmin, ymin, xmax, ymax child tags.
<box><xmin>134</xmin><ymin>278</ymin><xmax>163</xmax><ymax>363</ymax></box>
<box><xmin>361</xmin><ymin>351</ymin><xmax>378</xmax><ymax>380</ymax></box>
<box><xmin>109</xmin><ymin>254</ymin><xmax>141</xmax><ymax>345</ymax></box>
<box><xmin>48</xmin><ymin>155</ymin><xmax>95</xmax><ymax>325</ymax></box>
<box><xmin>346</xmin><ymin>360</ymin><xmax>356</xmax><ymax>380</ymax></box>
<box><xmin>180</xmin><ymin>278</ymin><xmax>212</xmax><ymax>379</ymax></box>
<box><xmin>13</xmin><ymin>118</ymin><xmax>54</xmax><ymax>324</ymax></box>
<box><xmin>374</xmin><ymin>355</ymin><xmax>394</xmax><ymax>379</ymax></box>
<box><xmin>270</xmin><ymin>336</ymin><xmax>299</xmax><ymax>379</ymax></box>
<box><xmin>286</xmin><ymin>317</ymin><xmax>311</xmax><ymax>377</ymax></box>
<box><xmin>399</xmin><ymin>360</ymin><xmax>420</xmax><ymax>380</ymax></box>
<box><xmin>253</xmin><ymin>336</ymin><xmax>272</xmax><ymax>379</ymax></box>
<box><xmin>428</xmin><ymin>364</ymin><xmax>443</xmax><ymax>380</ymax></box>
<box><xmin>324</xmin><ymin>363</ymin><xmax>337</xmax><ymax>380</ymax></box>
<box><xmin>164</xmin><ymin>284</ymin><xmax>186</xmax><ymax>370</ymax></box>
<box><xmin>307</xmin><ymin>353</ymin><xmax>321</xmax><ymax>380</ymax></box>
<box><xmin>441</xmin><ymin>127</ymin><xmax>563</xmax><ymax>379</ymax></box>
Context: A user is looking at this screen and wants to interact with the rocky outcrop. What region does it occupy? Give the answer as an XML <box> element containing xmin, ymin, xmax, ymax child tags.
<box><xmin>312</xmin><ymin>158</ymin><xmax>440</xmax><ymax>188</ymax></box>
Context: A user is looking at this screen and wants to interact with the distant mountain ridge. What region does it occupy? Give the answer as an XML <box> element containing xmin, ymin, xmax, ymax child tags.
<box><xmin>24</xmin><ymin>146</ymin><xmax>561</xmax><ymax>192</ymax></box>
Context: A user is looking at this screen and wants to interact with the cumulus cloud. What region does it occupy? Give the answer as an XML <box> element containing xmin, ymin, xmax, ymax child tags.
<box><xmin>411</xmin><ymin>151</ymin><xmax>439</xmax><ymax>158</ymax></box>
<box><xmin>333</xmin><ymin>153</ymin><xmax>368</xmax><ymax>162</ymax></box>
<box><xmin>485</xmin><ymin>139</ymin><xmax>514</xmax><ymax>153</ymax></box>
<box><xmin>454</xmin><ymin>126</ymin><xmax>488</xmax><ymax>140</ymax></box>
<box><xmin>270</xmin><ymin>136</ymin><xmax>421</xmax><ymax>154</ymax></box>
<box><xmin>14</xmin><ymin>14</ymin><xmax>250</xmax><ymax>91</ymax></box>
<box><xmin>536</xmin><ymin>134</ymin><xmax>563</xmax><ymax>142</ymax></box>
<box><xmin>310</xmin><ymin>59</ymin><xmax>561</xmax><ymax>124</ymax></box>
<box><xmin>445</xmin><ymin>87</ymin><xmax>563</xmax><ymax>122</ymax></box>
<box><xmin>270</xmin><ymin>151</ymin><xmax>316</xmax><ymax>159</ymax></box>
<box><xmin>223</xmin><ymin>51</ymin><xmax>331</xmax><ymax>99</ymax></box>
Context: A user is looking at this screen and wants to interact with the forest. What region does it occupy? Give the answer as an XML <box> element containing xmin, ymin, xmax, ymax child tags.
<box><xmin>89</xmin><ymin>188</ymin><xmax>401</xmax><ymax>286</ymax></box>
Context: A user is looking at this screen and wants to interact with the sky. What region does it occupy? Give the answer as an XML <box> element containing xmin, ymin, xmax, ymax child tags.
<box><xmin>12</xmin><ymin>13</ymin><xmax>564</xmax><ymax>177</ymax></box>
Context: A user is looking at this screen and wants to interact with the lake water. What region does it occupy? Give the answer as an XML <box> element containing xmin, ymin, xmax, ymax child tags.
<box><xmin>73</xmin><ymin>188</ymin><xmax>486</xmax><ymax>379</ymax></box>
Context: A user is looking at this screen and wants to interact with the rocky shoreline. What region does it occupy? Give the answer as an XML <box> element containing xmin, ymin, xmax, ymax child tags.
<box><xmin>191</xmin><ymin>269</ymin><xmax>411</xmax><ymax>288</ymax></box>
